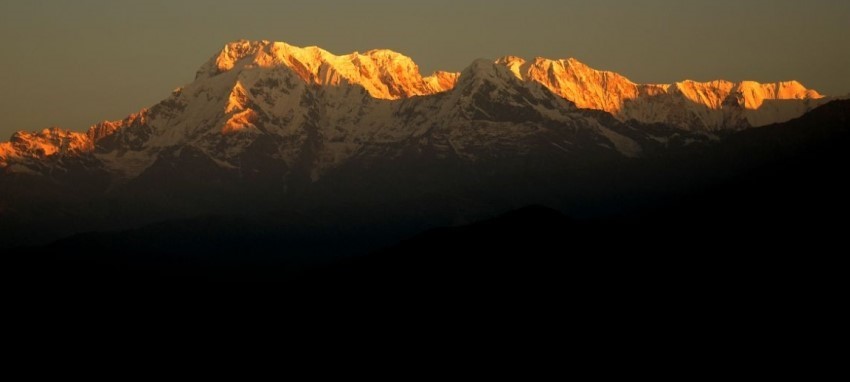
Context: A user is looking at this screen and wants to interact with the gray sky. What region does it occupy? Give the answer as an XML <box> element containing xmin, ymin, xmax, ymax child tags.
<box><xmin>1</xmin><ymin>0</ymin><xmax>848</xmax><ymax>137</ymax></box>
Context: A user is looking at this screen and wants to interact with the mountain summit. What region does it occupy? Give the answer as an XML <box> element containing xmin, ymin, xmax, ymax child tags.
<box><xmin>194</xmin><ymin>40</ymin><xmax>826</xmax><ymax>128</ymax></box>
<box><xmin>196</xmin><ymin>40</ymin><xmax>458</xmax><ymax>99</ymax></box>
<box><xmin>496</xmin><ymin>55</ymin><xmax>825</xmax><ymax>129</ymax></box>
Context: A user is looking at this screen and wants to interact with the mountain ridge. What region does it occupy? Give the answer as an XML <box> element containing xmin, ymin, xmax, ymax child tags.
<box><xmin>496</xmin><ymin>55</ymin><xmax>826</xmax><ymax>129</ymax></box>
<box><xmin>0</xmin><ymin>39</ymin><xmax>832</xmax><ymax>173</ymax></box>
<box><xmin>195</xmin><ymin>40</ymin><xmax>459</xmax><ymax>99</ymax></box>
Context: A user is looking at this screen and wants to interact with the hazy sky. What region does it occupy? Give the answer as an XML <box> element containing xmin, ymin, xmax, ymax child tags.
<box><xmin>1</xmin><ymin>0</ymin><xmax>848</xmax><ymax>137</ymax></box>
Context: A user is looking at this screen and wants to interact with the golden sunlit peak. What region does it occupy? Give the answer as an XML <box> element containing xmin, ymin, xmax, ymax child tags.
<box><xmin>199</xmin><ymin>39</ymin><xmax>459</xmax><ymax>100</ymax></box>
<box><xmin>184</xmin><ymin>39</ymin><xmax>832</xmax><ymax>131</ymax></box>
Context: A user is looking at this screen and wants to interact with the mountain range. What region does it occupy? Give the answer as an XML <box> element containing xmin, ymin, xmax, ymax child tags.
<box><xmin>0</xmin><ymin>40</ymin><xmax>832</xmax><ymax>177</ymax></box>
<box><xmin>0</xmin><ymin>39</ymin><xmax>847</xmax><ymax>254</ymax></box>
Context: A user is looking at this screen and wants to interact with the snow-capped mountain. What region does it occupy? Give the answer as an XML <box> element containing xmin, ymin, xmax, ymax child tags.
<box><xmin>2</xmin><ymin>39</ymin><xmax>848</xmax><ymax>251</ymax></box>
<box><xmin>497</xmin><ymin>55</ymin><xmax>827</xmax><ymax>130</ymax></box>
<box><xmin>0</xmin><ymin>39</ymin><xmax>832</xmax><ymax>182</ymax></box>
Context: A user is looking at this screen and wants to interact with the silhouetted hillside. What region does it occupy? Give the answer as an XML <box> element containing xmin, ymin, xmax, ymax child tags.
<box><xmin>3</xmin><ymin>101</ymin><xmax>848</xmax><ymax>284</ymax></box>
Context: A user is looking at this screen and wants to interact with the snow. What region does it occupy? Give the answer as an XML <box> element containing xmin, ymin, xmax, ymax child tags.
<box><xmin>595</xmin><ymin>125</ymin><xmax>642</xmax><ymax>158</ymax></box>
<box><xmin>493</xmin><ymin>54</ymin><xmax>826</xmax><ymax>130</ymax></box>
<box><xmin>200</xmin><ymin>40</ymin><xmax>459</xmax><ymax>101</ymax></box>
<box><xmin>0</xmin><ymin>39</ymin><xmax>835</xmax><ymax>181</ymax></box>
<box><xmin>95</xmin><ymin>150</ymin><xmax>156</xmax><ymax>179</ymax></box>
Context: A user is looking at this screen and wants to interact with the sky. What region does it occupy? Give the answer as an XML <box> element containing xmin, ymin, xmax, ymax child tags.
<box><xmin>1</xmin><ymin>0</ymin><xmax>848</xmax><ymax>137</ymax></box>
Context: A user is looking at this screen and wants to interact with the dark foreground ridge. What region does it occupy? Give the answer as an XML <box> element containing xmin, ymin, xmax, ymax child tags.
<box><xmin>2</xmin><ymin>100</ymin><xmax>849</xmax><ymax>285</ymax></box>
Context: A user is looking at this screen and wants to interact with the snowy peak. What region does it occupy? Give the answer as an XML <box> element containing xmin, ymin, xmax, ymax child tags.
<box><xmin>459</xmin><ymin>58</ymin><xmax>520</xmax><ymax>86</ymax></box>
<box><xmin>732</xmin><ymin>80</ymin><xmax>823</xmax><ymax>109</ymax></box>
<box><xmin>668</xmin><ymin>80</ymin><xmax>821</xmax><ymax>110</ymax></box>
<box><xmin>197</xmin><ymin>40</ymin><xmax>459</xmax><ymax>100</ymax></box>
<box><xmin>87</xmin><ymin>110</ymin><xmax>147</xmax><ymax>142</ymax></box>
<box><xmin>0</xmin><ymin>109</ymin><xmax>151</xmax><ymax>169</ymax></box>
<box><xmin>0</xmin><ymin>127</ymin><xmax>90</xmax><ymax>167</ymax></box>
<box><xmin>494</xmin><ymin>55</ymin><xmax>825</xmax><ymax>128</ymax></box>
<box><xmin>497</xmin><ymin>55</ymin><xmax>640</xmax><ymax>114</ymax></box>
<box><xmin>196</xmin><ymin>40</ymin><xmax>825</xmax><ymax>127</ymax></box>
<box><xmin>424</xmin><ymin>71</ymin><xmax>461</xmax><ymax>93</ymax></box>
